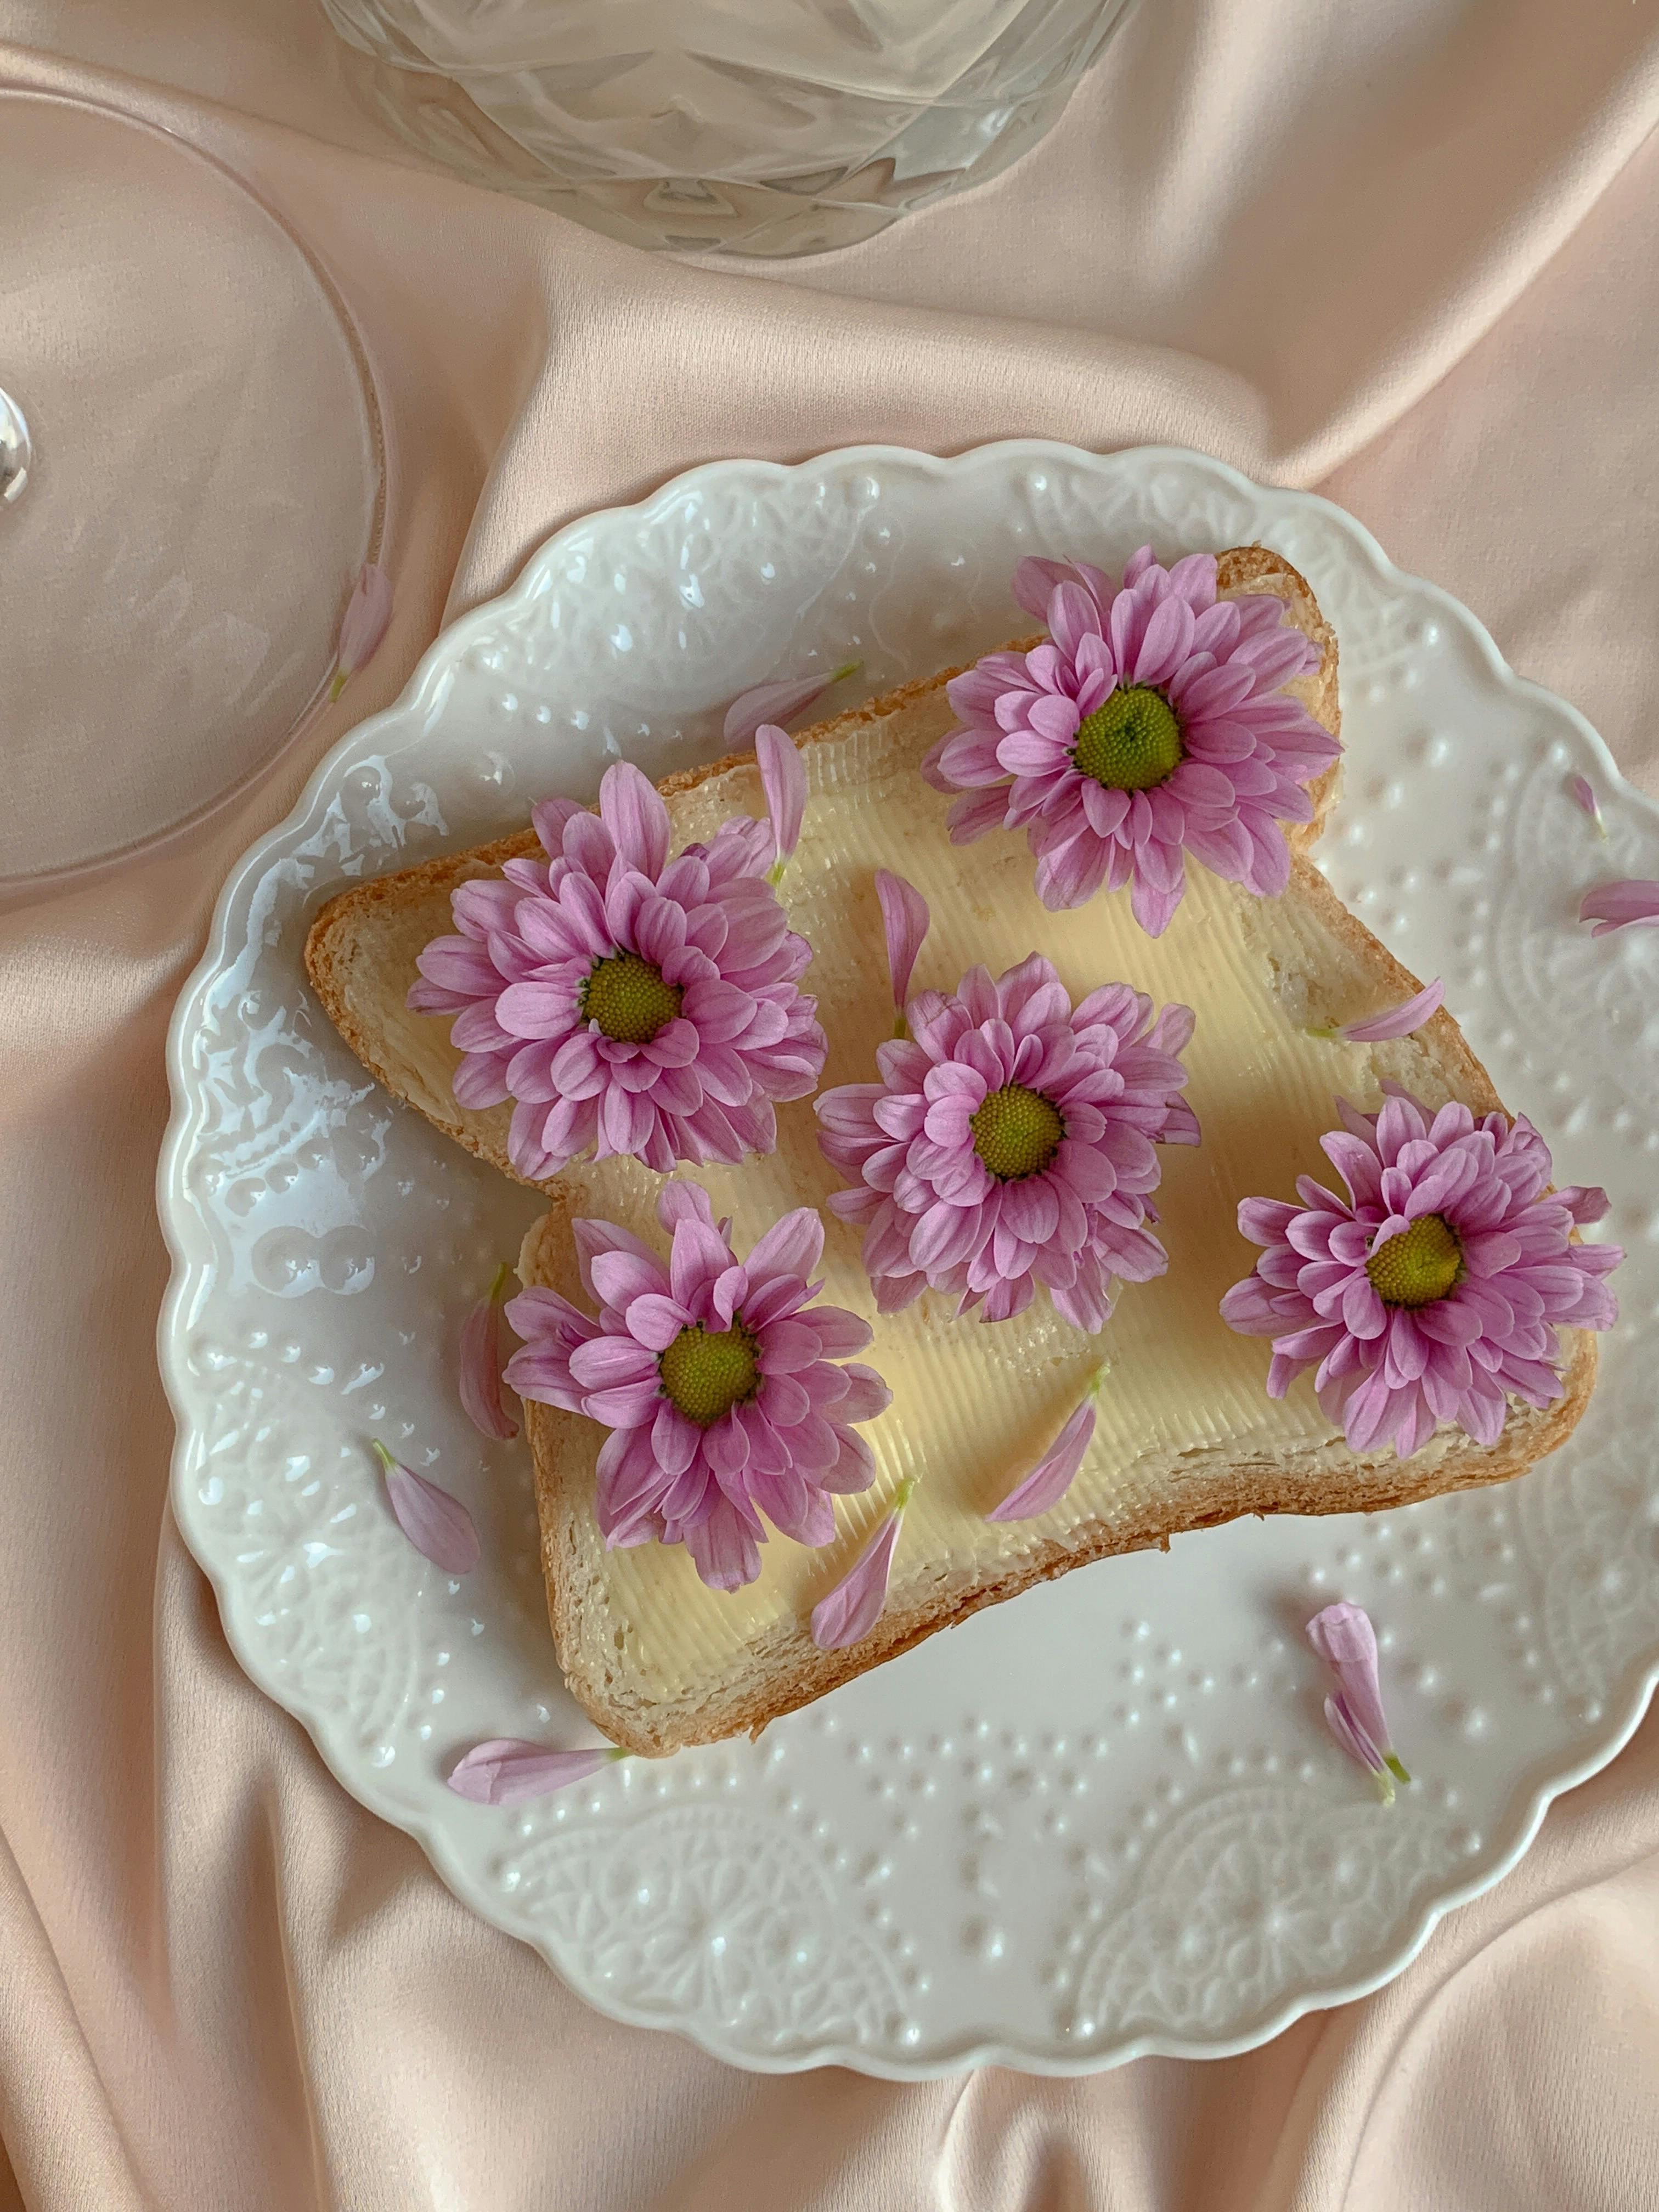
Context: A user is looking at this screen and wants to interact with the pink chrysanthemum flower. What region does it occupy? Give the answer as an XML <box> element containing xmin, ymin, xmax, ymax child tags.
<box><xmin>816</xmin><ymin>889</ymin><xmax>1199</xmax><ymax>1330</ymax></box>
<box><xmin>504</xmin><ymin>1182</ymin><xmax>891</xmax><ymax>1592</ymax></box>
<box><xmin>921</xmin><ymin>549</ymin><xmax>1341</xmax><ymax>935</ymax></box>
<box><xmin>1220</xmin><ymin>1086</ymin><xmax>1622</xmax><ymax>1458</ymax></box>
<box><xmin>408</xmin><ymin>762</ymin><xmax>826</xmax><ymax>1181</ymax></box>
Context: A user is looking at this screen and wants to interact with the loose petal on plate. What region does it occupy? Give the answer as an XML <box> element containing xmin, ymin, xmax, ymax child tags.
<box><xmin>1579</xmin><ymin>879</ymin><xmax>1659</xmax><ymax>936</ymax></box>
<box><xmin>447</xmin><ymin>1738</ymin><xmax>627</xmax><ymax>1805</ymax></box>
<box><xmin>459</xmin><ymin>1261</ymin><xmax>519</xmax><ymax>1440</ymax></box>
<box><xmin>373</xmin><ymin>1438</ymin><xmax>480</xmax><ymax>1574</ymax></box>
<box><xmin>1308</xmin><ymin>1600</ymin><xmax>1409</xmax><ymax>1789</ymax></box>
<box><xmin>986</xmin><ymin>1397</ymin><xmax>1098</xmax><ymax>1521</ymax></box>
<box><xmin>756</xmin><ymin>723</ymin><xmax>808</xmax><ymax>872</ymax></box>
<box><xmin>329</xmin><ymin>562</ymin><xmax>393</xmax><ymax>701</ymax></box>
<box><xmin>1567</xmin><ymin>774</ymin><xmax>1607</xmax><ymax>838</ymax></box>
<box><xmin>875</xmin><ymin>869</ymin><xmax>930</xmax><ymax>1031</ymax></box>
<box><xmin>721</xmin><ymin>661</ymin><xmax>859</xmax><ymax>750</ymax></box>
<box><xmin>810</xmin><ymin>1479</ymin><xmax>915</xmax><ymax>1649</ymax></box>
<box><xmin>1323</xmin><ymin>1694</ymin><xmax>1396</xmax><ymax>1805</ymax></box>
<box><xmin>1327</xmin><ymin>978</ymin><xmax>1445</xmax><ymax>1045</ymax></box>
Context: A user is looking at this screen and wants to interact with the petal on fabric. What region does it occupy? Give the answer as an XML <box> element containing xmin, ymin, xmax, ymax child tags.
<box><xmin>331</xmin><ymin>561</ymin><xmax>393</xmax><ymax>688</ymax></box>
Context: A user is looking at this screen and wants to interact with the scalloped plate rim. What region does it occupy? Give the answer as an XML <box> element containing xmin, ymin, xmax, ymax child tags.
<box><xmin>157</xmin><ymin>438</ymin><xmax>1659</xmax><ymax>2077</ymax></box>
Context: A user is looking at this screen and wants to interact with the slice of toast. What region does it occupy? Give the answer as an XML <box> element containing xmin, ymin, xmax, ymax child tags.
<box><xmin>306</xmin><ymin>551</ymin><xmax>1597</xmax><ymax>1756</ymax></box>
<box><xmin>305</xmin><ymin>550</ymin><xmax>1340</xmax><ymax>1199</ymax></box>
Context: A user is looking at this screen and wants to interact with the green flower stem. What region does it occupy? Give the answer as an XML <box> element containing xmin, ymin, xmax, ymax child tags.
<box><xmin>1385</xmin><ymin>1751</ymin><xmax>1412</xmax><ymax>1786</ymax></box>
<box><xmin>487</xmin><ymin>1260</ymin><xmax>514</xmax><ymax>1304</ymax></box>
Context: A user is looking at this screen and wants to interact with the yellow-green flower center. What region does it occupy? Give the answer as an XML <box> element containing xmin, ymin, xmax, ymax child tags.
<box><xmin>1072</xmin><ymin>684</ymin><xmax>1184</xmax><ymax>792</ymax></box>
<box><xmin>659</xmin><ymin>1321</ymin><xmax>760</xmax><ymax>1428</ymax></box>
<box><xmin>582</xmin><ymin>951</ymin><xmax>682</xmax><ymax>1045</ymax></box>
<box><xmin>970</xmin><ymin>1083</ymin><xmax>1065</xmax><ymax>1182</ymax></box>
<box><xmin>1365</xmin><ymin>1214</ymin><xmax>1463</xmax><ymax>1308</ymax></box>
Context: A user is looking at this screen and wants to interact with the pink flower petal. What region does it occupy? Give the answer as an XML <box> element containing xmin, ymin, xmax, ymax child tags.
<box><xmin>1335</xmin><ymin>978</ymin><xmax>1446</xmax><ymax>1044</ymax></box>
<box><xmin>722</xmin><ymin>661</ymin><xmax>857</xmax><ymax>749</ymax></box>
<box><xmin>1567</xmin><ymin>774</ymin><xmax>1607</xmax><ymax>837</ymax></box>
<box><xmin>597</xmin><ymin>760</ymin><xmax>670</xmax><ymax>879</ymax></box>
<box><xmin>1307</xmin><ymin>1601</ymin><xmax>1399</xmax><ymax>1760</ymax></box>
<box><xmin>447</xmin><ymin>1739</ymin><xmax>625</xmax><ymax>1805</ymax></box>
<box><xmin>1322</xmin><ymin>1695</ymin><xmax>1395</xmax><ymax>1804</ymax></box>
<box><xmin>875</xmin><ymin>869</ymin><xmax>930</xmax><ymax>1015</ymax></box>
<box><xmin>755</xmin><ymin>724</ymin><xmax>808</xmax><ymax>867</ymax></box>
<box><xmin>986</xmin><ymin>1398</ymin><xmax>1097</xmax><ymax>1521</ymax></box>
<box><xmin>1580</xmin><ymin>879</ymin><xmax>1659</xmax><ymax>935</ymax></box>
<box><xmin>329</xmin><ymin>562</ymin><xmax>393</xmax><ymax>700</ymax></box>
<box><xmin>810</xmin><ymin>1481</ymin><xmax>913</xmax><ymax>1650</ymax></box>
<box><xmin>373</xmin><ymin>1440</ymin><xmax>479</xmax><ymax>1574</ymax></box>
<box><xmin>458</xmin><ymin>1263</ymin><xmax>519</xmax><ymax>1440</ymax></box>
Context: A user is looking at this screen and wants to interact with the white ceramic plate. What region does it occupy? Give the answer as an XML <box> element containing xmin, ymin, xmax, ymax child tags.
<box><xmin>160</xmin><ymin>444</ymin><xmax>1659</xmax><ymax>2076</ymax></box>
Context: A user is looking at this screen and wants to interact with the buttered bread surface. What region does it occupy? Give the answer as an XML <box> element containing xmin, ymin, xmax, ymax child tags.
<box><xmin>525</xmin><ymin>699</ymin><xmax>1378</xmax><ymax>1702</ymax></box>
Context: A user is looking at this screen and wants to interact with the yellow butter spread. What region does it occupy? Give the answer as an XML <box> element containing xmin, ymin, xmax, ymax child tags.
<box><xmin>521</xmin><ymin>694</ymin><xmax>1380</xmax><ymax>1701</ymax></box>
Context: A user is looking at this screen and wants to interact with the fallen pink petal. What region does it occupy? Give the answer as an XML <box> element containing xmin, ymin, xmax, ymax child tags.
<box><xmin>986</xmin><ymin>1398</ymin><xmax>1097</xmax><ymax>1521</ymax></box>
<box><xmin>811</xmin><ymin>1480</ymin><xmax>915</xmax><ymax>1650</ymax></box>
<box><xmin>373</xmin><ymin>1439</ymin><xmax>480</xmax><ymax>1575</ymax></box>
<box><xmin>722</xmin><ymin>661</ymin><xmax>859</xmax><ymax>749</ymax></box>
<box><xmin>1324</xmin><ymin>1694</ymin><xmax>1396</xmax><ymax>1805</ymax></box>
<box><xmin>459</xmin><ymin>1262</ymin><xmax>519</xmax><ymax>1440</ymax></box>
<box><xmin>875</xmin><ymin>868</ymin><xmax>930</xmax><ymax>1019</ymax></box>
<box><xmin>1567</xmin><ymin>774</ymin><xmax>1607</xmax><ymax>837</ymax></box>
<box><xmin>1579</xmin><ymin>879</ymin><xmax>1659</xmax><ymax>936</ymax></box>
<box><xmin>1335</xmin><ymin>978</ymin><xmax>1445</xmax><ymax>1043</ymax></box>
<box><xmin>329</xmin><ymin>562</ymin><xmax>393</xmax><ymax>702</ymax></box>
<box><xmin>756</xmin><ymin>723</ymin><xmax>808</xmax><ymax>870</ymax></box>
<box><xmin>1308</xmin><ymin>1600</ymin><xmax>1409</xmax><ymax>1795</ymax></box>
<box><xmin>447</xmin><ymin>1739</ymin><xmax>627</xmax><ymax>1805</ymax></box>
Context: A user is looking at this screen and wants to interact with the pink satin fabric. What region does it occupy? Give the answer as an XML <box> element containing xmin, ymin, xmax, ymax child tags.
<box><xmin>3</xmin><ymin>5</ymin><xmax>1658</xmax><ymax>2205</ymax></box>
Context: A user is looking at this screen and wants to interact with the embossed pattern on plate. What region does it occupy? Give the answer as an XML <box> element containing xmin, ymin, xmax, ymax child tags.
<box><xmin>160</xmin><ymin>444</ymin><xmax>1659</xmax><ymax>2075</ymax></box>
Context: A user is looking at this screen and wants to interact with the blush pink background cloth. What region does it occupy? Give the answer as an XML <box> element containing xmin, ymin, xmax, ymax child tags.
<box><xmin>4</xmin><ymin>4</ymin><xmax>1659</xmax><ymax>2205</ymax></box>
